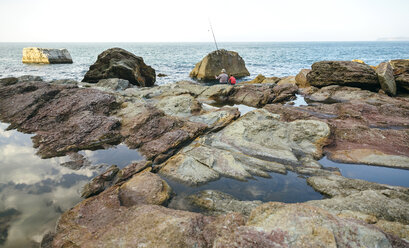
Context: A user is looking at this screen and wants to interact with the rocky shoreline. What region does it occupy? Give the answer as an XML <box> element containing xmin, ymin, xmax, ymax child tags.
<box><xmin>0</xmin><ymin>49</ymin><xmax>408</xmax><ymax>247</ymax></box>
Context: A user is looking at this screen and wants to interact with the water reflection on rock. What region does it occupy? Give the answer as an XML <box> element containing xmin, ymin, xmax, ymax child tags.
<box><xmin>0</xmin><ymin>123</ymin><xmax>97</xmax><ymax>247</ymax></box>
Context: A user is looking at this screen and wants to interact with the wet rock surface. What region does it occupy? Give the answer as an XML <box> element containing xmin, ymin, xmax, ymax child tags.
<box><xmin>82</xmin><ymin>48</ymin><xmax>156</xmax><ymax>87</ymax></box>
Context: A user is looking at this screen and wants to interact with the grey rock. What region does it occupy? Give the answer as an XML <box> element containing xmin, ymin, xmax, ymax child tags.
<box><xmin>22</xmin><ymin>47</ymin><xmax>73</xmax><ymax>64</ymax></box>
<box><xmin>188</xmin><ymin>190</ymin><xmax>262</xmax><ymax>216</ymax></box>
<box><xmin>96</xmin><ymin>78</ymin><xmax>130</xmax><ymax>91</ymax></box>
<box><xmin>376</xmin><ymin>62</ymin><xmax>397</xmax><ymax>96</ymax></box>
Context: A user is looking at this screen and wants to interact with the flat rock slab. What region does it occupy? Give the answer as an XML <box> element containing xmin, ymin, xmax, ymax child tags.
<box><xmin>22</xmin><ymin>47</ymin><xmax>73</xmax><ymax>64</ymax></box>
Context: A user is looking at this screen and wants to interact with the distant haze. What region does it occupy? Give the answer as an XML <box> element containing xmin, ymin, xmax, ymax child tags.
<box><xmin>1</xmin><ymin>0</ymin><xmax>409</xmax><ymax>42</ymax></box>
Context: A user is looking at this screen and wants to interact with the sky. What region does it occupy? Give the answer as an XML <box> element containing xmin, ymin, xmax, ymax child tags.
<box><xmin>0</xmin><ymin>0</ymin><xmax>409</xmax><ymax>42</ymax></box>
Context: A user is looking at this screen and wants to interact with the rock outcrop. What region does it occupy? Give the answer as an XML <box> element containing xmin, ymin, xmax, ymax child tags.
<box><xmin>0</xmin><ymin>81</ymin><xmax>122</xmax><ymax>158</ymax></box>
<box><xmin>82</xmin><ymin>48</ymin><xmax>156</xmax><ymax>87</ymax></box>
<box><xmin>307</xmin><ymin>61</ymin><xmax>379</xmax><ymax>89</ymax></box>
<box><xmin>159</xmin><ymin>109</ymin><xmax>331</xmax><ymax>185</ymax></box>
<box><xmin>22</xmin><ymin>47</ymin><xmax>73</xmax><ymax>64</ymax></box>
<box><xmin>295</xmin><ymin>69</ymin><xmax>311</xmax><ymax>88</ymax></box>
<box><xmin>189</xmin><ymin>49</ymin><xmax>250</xmax><ymax>81</ymax></box>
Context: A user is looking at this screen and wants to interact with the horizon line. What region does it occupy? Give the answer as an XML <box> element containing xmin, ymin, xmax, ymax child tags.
<box><xmin>1</xmin><ymin>40</ymin><xmax>409</xmax><ymax>43</ymax></box>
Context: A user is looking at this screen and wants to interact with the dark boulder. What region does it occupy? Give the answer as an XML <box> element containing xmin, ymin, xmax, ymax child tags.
<box><xmin>307</xmin><ymin>61</ymin><xmax>379</xmax><ymax>89</ymax></box>
<box><xmin>82</xmin><ymin>48</ymin><xmax>156</xmax><ymax>87</ymax></box>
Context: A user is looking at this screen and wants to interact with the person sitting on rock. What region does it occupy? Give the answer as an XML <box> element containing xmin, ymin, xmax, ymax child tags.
<box><xmin>228</xmin><ymin>74</ymin><xmax>236</xmax><ymax>85</ymax></box>
<box><xmin>215</xmin><ymin>69</ymin><xmax>228</xmax><ymax>84</ymax></box>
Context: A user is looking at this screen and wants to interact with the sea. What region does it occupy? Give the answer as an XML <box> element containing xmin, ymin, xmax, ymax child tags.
<box><xmin>1</xmin><ymin>42</ymin><xmax>409</xmax><ymax>84</ymax></box>
<box><xmin>1</xmin><ymin>42</ymin><xmax>409</xmax><ymax>247</ymax></box>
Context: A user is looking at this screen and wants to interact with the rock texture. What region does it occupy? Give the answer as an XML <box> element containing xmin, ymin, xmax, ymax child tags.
<box><xmin>390</xmin><ymin>59</ymin><xmax>409</xmax><ymax>91</ymax></box>
<box><xmin>96</xmin><ymin>78</ymin><xmax>130</xmax><ymax>91</ymax></box>
<box><xmin>264</xmin><ymin>86</ymin><xmax>409</xmax><ymax>168</ymax></box>
<box><xmin>190</xmin><ymin>49</ymin><xmax>250</xmax><ymax>81</ymax></box>
<box><xmin>307</xmin><ymin>61</ymin><xmax>379</xmax><ymax>89</ymax></box>
<box><xmin>376</xmin><ymin>62</ymin><xmax>397</xmax><ymax>96</ymax></box>
<box><xmin>22</xmin><ymin>47</ymin><xmax>73</xmax><ymax>64</ymax></box>
<box><xmin>118</xmin><ymin>171</ymin><xmax>171</xmax><ymax>206</ymax></box>
<box><xmin>0</xmin><ymin>81</ymin><xmax>122</xmax><ymax>158</ymax></box>
<box><xmin>159</xmin><ymin>109</ymin><xmax>331</xmax><ymax>185</ymax></box>
<box><xmin>189</xmin><ymin>190</ymin><xmax>262</xmax><ymax>216</ymax></box>
<box><xmin>295</xmin><ymin>69</ymin><xmax>311</xmax><ymax>88</ymax></box>
<box><xmin>82</xmin><ymin>48</ymin><xmax>156</xmax><ymax>87</ymax></box>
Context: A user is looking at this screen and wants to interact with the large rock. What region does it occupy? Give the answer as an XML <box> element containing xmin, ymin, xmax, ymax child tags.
<box><xmin>82</xmin><ymin>48</ymin><xmax>156</xmax><ymax>87</ymax></box>
<box><xmin>119</xmin><ymin>103</ymin><xmax>207</xmax><ymax>164</ymax></box>
<box><xmin>189</xmin><ymin>49</ymin><xmax>250</xmax><ymax>81</ymax></box>
<box><xmin>159</xmin><ymin>109</ymin><xmax>330</xmax><ymax>185</ymax></box>
<box><xmin>390</xmin><ymin>59</ymin><xmax>409</xmax><ymax>91</ymax></box>
<box><xmin>242</xmin><ymin>202</ymin><xmax>400</xmax><ymax>248</ymax></box>
<box><xmin>0</xmin><ymin>81</ymin><xmax>122</xmax><ymax>158</ymax></box>
<box><xmin>22</xmin><ymin>47</ymin><xmax>73</xmax><ymax>64</ymax></box>
<box><xmin>376</xmin><ymin>62</ymin><xmax>397</xmax><ymax>96</ymax></box>
<box><xmin>264</xmin><ymin>87</ymin><xmax>409</xmax><ymax>168</ymax></box>
<box><xmin>307</xmin><ymin>61</ymin><xmax>379</xmax><ymax>89</ymax></box>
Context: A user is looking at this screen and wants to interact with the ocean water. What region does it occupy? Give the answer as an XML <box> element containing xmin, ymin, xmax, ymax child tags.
<box><xmin>1</xmin><ymin>42</ymin><xmax>409</xmax><ymax>85</ymax></box>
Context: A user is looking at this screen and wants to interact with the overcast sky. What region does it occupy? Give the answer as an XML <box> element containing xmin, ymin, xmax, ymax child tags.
<box><xmin>1</xmin><ymin>0</ymin><xmax>408</xmax><ymax>42</ymax></box>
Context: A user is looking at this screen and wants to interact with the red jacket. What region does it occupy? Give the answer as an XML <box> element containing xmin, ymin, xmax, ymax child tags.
<box><xmin>229</xmin><ymin>76</ymin><xmax>236</xmax><ymax>85</ymax></box>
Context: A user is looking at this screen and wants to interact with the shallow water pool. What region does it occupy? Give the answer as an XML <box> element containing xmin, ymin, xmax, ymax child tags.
<box><xmin>320</xmin><ymin>156</ymin><xmax>409</xmax><ymax>187</ymax></box>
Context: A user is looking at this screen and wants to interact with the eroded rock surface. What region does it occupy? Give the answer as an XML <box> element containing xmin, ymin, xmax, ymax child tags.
<box><xmin>390</xmin><ymin>59</ymin><xmax>409</xmax><ymax>91</ymax></box>
<box><xmin>307</xmin><ymin>61</ymin><xmax>379</xmax><ymax>89</ymax></box>
<box><xmin>0</xmin><ymin>81</ymin><xmax>122</xmax><ymax>158</ymax></box>
<box><xmin>159</xmin><ymin>109</ymin><xmax>331</xmax><ymax>185</ymax></box>
<box><xmin>82</xmin><ymin>48</ymin><xmax>156</xmax><ymax>87</ymax></box>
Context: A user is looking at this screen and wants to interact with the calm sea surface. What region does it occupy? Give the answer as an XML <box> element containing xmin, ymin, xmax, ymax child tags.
<box><xmin>1</xmin><ymin>42</ymin><xmax>409</xmax><ymax>247</ymax></box>
<box><xmin>1</xmin><ymin>42</ymin><xmax>408</xmax><ymax>84</ymax></box>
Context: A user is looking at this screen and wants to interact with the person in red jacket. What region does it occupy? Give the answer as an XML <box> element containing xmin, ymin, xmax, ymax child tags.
<box><xmin>228</xmin><ymin>74</ymin><xmax>236</xmax><ymax>85</ymax></box>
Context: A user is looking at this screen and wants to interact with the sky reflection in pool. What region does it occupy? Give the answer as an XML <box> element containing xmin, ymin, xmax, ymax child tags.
<box><xmin>320</xmin><ymin>156</ymin><xmax>409</xmax><ymax>187</ymax></box>
<box><xmin>0</xmin><ymin>122</ymin><xmax>143</xmax><ymax>247</ymax></box>
<box><xmin>163</xmin><ymin>171</ymin><xmax>323</xmax><ymax>212</ymax></box>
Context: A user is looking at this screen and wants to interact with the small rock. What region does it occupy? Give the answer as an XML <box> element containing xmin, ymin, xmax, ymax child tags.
<box><xmin>118</xmin><ymin>171</ymin><xmax>171</xmax><ymax>206</ymax></box>
<box><xmin>81</xmin><ymin>165</ymin><xmax>119</xmax><ymax>198</ymax></box>
<box><xmin>96</xmin><ymin>78</ymin><xmax>130</xmax><ymax>91</ymax></box>
<box><xmin>157</xmin><ymin>73</ymin><xmax>168</xmax><ymax>77</ymax></box>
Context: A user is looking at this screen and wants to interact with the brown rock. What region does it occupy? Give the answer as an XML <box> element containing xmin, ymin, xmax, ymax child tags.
<box><xmin>295</xmin><ymin>69</ymin><xmax>311</xmax><ymax>88</ymax></box>
<box><xmin>81</xmin><ymin>165</ymin><xmax>120</xmax><ymax>198</ymax></box>
<box><xmin>82</xmin><ymin>48</ymin><xmax>156</xmax><ymax>87</ymax></box>
<box><xmin>118</xmin><ymin>171</ymin><xmax>171</xmax><ymax>206</ymax></box>
<box><xmin>241</xmin><ymin>74</ymin><xmax>266</xmax><ymax>84</ymax></box>
<box><xmin>190</xmin><ymin>49</ymin><xmax>250</xmax><ymax>81</ymax></box>
<box><xmin>307</xmin><ymin>61</ymin><xmax>379</xmax><ymax>89</ymax></box>
<box><xmin>0</xmin><ymin>81</ymin><xmax>122</xmax><ymax>158</ymax></box>
<box><xmin>120</xmin><ymin>105</ymin><xmax>207</xmax><ymax>163</ymax></box>
<box><xmin>390</xmin><ymin>59</ymin><xmax>409</xmax><ymax>91</ymax></box>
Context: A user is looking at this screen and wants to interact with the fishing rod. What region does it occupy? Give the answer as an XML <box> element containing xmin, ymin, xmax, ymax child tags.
<box><xmin>208</xmin><ymin>19</ymin><xmax>219</xmax><ymax>51</ymax></box>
